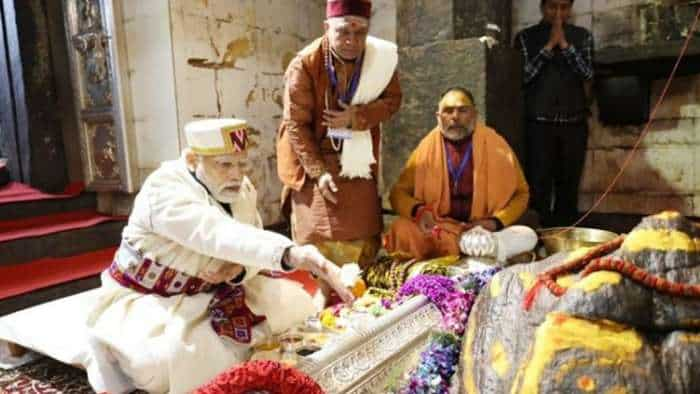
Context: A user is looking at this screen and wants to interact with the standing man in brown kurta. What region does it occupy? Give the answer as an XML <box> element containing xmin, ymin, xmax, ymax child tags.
<box><xmin>277</xmin><ymin>0</ymin><xmax>402</xmax><ymax>268</ymax></box>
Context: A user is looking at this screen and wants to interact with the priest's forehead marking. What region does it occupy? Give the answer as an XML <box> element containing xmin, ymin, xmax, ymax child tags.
<box><xmin>329</xmin><ymin>16</ymin><xmax>369</xmax><ymax>28</ymax></box>
<box><xmin>439</xmin><ymin>90</ymin><xmax>474</xmax><ymax>110</ymax></box>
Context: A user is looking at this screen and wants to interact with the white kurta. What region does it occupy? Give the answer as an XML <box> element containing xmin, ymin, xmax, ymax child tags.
<box><xmin>86</xmin><ymin>159</ymin><xmax>316</xmax><ymax>394</ymax></box>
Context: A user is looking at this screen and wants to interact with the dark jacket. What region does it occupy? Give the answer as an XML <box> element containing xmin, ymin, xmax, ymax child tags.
<box><xmin>515</xmin><ymin>22</ymin><xmax>594</xmax><ymax>122</ymax></box>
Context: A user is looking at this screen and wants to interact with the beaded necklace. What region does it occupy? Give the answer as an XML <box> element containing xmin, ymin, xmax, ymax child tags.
<box><xmin>324</xmin><ymin>44</ymin><xmax>364</xmax><ymax>152</ymax></box>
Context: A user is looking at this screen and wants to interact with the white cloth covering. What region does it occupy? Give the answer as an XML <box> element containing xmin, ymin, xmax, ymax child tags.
<box><xmin>0</xmin><ymin>290</ymin><xmax>98</xmax><ymax>370</ymax></box>
<box><xmin>340</xmin><ymin>35</ymin><xmax>398</xmax><ymax>180</ymax></box>
<box><xmin>1</xmin><ymin>158</ymin><xmax>318</xmax><ymax>394</ymax></box>
<box><xmin>459</xmin><ymin>225</ymin><xmax>538</xmax><ymax>262</ymax></box>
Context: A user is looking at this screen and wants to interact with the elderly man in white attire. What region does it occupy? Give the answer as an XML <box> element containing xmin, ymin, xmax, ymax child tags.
<box><xmin>85</xmin><ymin>118</ymin><xmax>353</xmax><ymax>394</ymax></box>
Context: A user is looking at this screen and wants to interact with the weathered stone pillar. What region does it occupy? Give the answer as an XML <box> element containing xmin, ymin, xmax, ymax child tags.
<box><xmin>383</xmin><ymin>0</ymin><xmax>522</xmax><ymax>194</ymax></box>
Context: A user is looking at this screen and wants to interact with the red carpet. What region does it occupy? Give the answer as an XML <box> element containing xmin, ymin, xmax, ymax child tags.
<box><xmin>0</xmin><ymin>182</ymin><xmax>84</xmax><ymax>204</ymax></box>
<box><xmin>0</xmin><ymin>209</ymin><xmax>126</xmax><ymax>243</ymax></box>
<box><xmin>0</xmin><ymin>247</ymin><xmax>116</xmax><ymax>300</ymax></box>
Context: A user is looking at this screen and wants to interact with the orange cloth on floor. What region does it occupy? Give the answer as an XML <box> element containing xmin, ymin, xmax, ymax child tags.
<box><xmin>383</xmin><ymin>217</ymin><xmax>465</xmax><ymax>261</ymax></box>
<box><xmin>385</xmin><ymin>123</ymin><xmax>529</xmax><ymax>259</ymax></box>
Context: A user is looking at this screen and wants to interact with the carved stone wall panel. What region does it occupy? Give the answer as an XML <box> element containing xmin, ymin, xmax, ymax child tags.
<box><xmin>63</xmin><ymin>0</ymin><xmax>135</xmax><ymax>192</ymax></box>
<box><xmin>85</xmin><ymin>121</ymin><xmax>120</xmax><ymax>182</ymax></box>
<box><xmin>71</xmin><ymin>0</ymin><xmax>112</xmax><ymax>109</ymax></box>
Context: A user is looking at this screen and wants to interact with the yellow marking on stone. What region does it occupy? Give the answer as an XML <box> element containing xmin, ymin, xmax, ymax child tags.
<box><xmin>605</xmin><ymin>385</ymin><xmax>629</xmax><ymax>394</ymax></box>
<box><xmin>556</xmin><ymin>274</ymin><xmax>576</xmax><ymax>289</ymax></box>
<box><xmin>571</xmin><ymin>271</ymin><xmax>622</xmax><ymax>293</ymax></box>
<box><xmin>272</xmin><ymin>90</ymin><xmax>284</xmax><ymax>109</ymax></box>
<box><xmin>594</xmin><ymin>357</ymin><xmax>617</xmax><ymax>367</ymax></box>
<box><xmin>679</xmin><ymin>333</ymin><xmax>700</xmax><ymax>344</ymax></box>
<box><xmin>282</xmin><ymin>51</ymin><xmax>296</xmax><ymax>71</ymax></box>
<box><xmin>553</xmin><ymin>358</ymin><xmax>593</xmax><ymax>383</ymax></box>
<box><xmin>222</xmin><ymin>38</ymin><xmax>252</xmax><ymax>67</ymax></box>
<box><xmin>653</xmin><ymin>211</ymin><xmax>681</xmax><ymax>220</ymax></box>
<box><xmin>490</xmin><ymin>274</ymin><xmax>502</xmax><ymax>298</ymax></box>
<box><xmin>186</xmin><ymin>38</ymin><xmax>253</xmax><ymax>70</ymax></box>
<box><xmin>577</xmin><ymin>375</ymin><xmax>596</xmax><ymax>392</ymax></box>
<box><xmin>490</xmin><ymin>341</ymin><xmax>510</xmax><ymax>378</ymax></box>
<box><xmin>519</xmin><ymin>272</ymin><xmax>537</xmax><ymax>291</ymax></box>
<box><xmin>568</xmin><ymin>247</ymin><xmax>594</xmax><ymax>260</ymax></box>
<box><xmin>463</xmin><ymin>311</ymin><xmax>479</xmax><ymax>394</ymax></box>
<box><xmin>514</xmin><ymin>312</ymin><xmax>642</xmax><ymax>394</ymax></box>
<box><xmin>623</xmin><ymin>229</ymin><xmax>700</xmax><ymax>253</ymax></box>
<box><xmin>245</xmin><ymin>89</ymin><xmax>256</xmax><ymax>108</ymax></box>
<box><xmin>510</xmin><ymin>347</ymin><xmax>530</xmax><ymax>394</ymax></box>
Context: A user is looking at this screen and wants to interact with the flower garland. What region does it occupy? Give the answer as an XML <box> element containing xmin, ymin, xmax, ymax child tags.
<box><xmin>396</xmin><ymin>275</ymin><xmax>478</xmax><ymax>336</ymax></box>
<box><xmin>194</xmin><ymin>360</ymin><xmax>324</xmax><ymax>394</ymax></box>
<box><xmin>396</xmin><ymin>268</ymin><xmax>499</xmax><ymax>394</ymax></box>
<box><xmin>400</xmin><ymin>333</ymin><xmax>461</xmax><ymax>394</ymax></box>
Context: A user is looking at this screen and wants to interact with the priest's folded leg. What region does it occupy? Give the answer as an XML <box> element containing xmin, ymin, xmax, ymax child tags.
<box><xmin>383</xmin><ymin>217</ymin><xmax>462</xmax><ymax>261</ymax></box>
<box><xmin>384</xmin><ymin>215</ymin><xmax>538</xmax><ymax>264</ymax></box>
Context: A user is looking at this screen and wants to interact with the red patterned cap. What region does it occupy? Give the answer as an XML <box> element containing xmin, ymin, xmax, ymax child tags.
<box><xmin>326</xmin><ymin>0</ymin><xmax>371</xmax><ymax>19</ymax></box>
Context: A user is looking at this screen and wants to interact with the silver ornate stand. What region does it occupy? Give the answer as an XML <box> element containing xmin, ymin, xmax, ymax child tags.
<box><xmin>298</xmin><ymin>296</ymin><xmax>442</xmax><ymax>393</ymax></box>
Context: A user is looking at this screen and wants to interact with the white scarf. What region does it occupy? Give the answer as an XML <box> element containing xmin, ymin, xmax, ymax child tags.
<box><xmin>339</xmin><ymin>36</ymin><xmax>398</xmax><ymax>179</ymax></box>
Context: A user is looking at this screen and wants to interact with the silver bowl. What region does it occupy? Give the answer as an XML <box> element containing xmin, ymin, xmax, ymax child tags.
<box><xmin>538</xmin><ymin>227</ymin><xmax>618</xmax><ymax>256</ymax></box>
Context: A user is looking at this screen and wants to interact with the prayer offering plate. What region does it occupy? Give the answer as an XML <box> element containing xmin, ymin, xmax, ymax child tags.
<box><xmin>538</xmin><ymin>227</ymin><xmax>618</xmax><ymax>256</ymax></box>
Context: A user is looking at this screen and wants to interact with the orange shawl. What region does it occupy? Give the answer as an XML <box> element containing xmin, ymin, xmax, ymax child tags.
<box><xmin>414</xmin><ymin>123</ymin><xmax>519</xmax><ymax>219</ymax></box>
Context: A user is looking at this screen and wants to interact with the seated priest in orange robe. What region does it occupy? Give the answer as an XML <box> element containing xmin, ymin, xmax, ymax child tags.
<box><xmin>384</xmin><ymin>87</ymin><xmax>530</xmax><ymax>260</ymax></box>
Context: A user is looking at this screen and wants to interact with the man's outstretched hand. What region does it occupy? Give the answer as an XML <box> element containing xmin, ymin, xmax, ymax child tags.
<box><xmin>285</xmin><ymin>245</ymin><xmax>355</xmax><ymax>304</ymax></box>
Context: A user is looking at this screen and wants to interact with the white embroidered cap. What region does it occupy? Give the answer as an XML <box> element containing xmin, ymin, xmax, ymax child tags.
<box><xmin>185</xmin><ymin>118</ymin><xmax>249</xmax><ymax>156</ymax></box>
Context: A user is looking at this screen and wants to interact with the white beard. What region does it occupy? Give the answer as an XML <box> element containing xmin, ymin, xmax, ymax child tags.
<box><xmin>195</xmin><ymin>167</ymin><xmax>261</xmax><ymax>226</ymax></box>
<box><xmin>195</xmin><ymin>166</ymin><xmax>239</xmax><ymax>204</ymax></box>
<box><xmin>210</xmin><ymin>188</ymin><xmax>238</xmax><ymax>205</ymax></box>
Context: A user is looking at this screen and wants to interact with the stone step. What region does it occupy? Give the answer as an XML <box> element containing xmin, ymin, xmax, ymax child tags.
<box><xmin>0</xmin><ymin>220</ymin><xmax>125</xmax><ymax>266</ymax></box>
<box><xmin>0</xmin><ymin>192</ymin><xmax>97</xmax><ymax>221</ymax></box>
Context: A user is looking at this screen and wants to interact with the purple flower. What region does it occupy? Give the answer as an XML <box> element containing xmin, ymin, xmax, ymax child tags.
<box><xmin>397</xmin><ymin>275</ymin><xmax>457</xmax><ymax>306</ymax></box>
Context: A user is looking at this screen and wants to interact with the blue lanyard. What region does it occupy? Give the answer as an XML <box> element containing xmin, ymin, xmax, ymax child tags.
<box><xmin>325</xmin><ymin>50</ymin><xmax>363</xmax><ymax>105</ymax></box>
<box><xmin>444</xmin><ymin>140</ymin><xmax>473</xmax><ymax>190</ymax></box>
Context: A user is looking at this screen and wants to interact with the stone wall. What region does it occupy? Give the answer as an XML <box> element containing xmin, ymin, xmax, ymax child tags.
<box><xmin>396</xmin><ymin>0</ymin><xmax>512</xmax><ymax>47</ymax></box>
<box><xmin>512</xmin><ymin>0</ymin><xmax>700</xmax><ymax>216</ymax></box>
<box><xmin>121</xmin><ymin>0</ymin><xmax>180</xmax><ymax>190</ymax></box>
<box><xmin>370</xmin><ymin>0</ymin><xmax>397</xmax><ymax>42</ymax></box>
